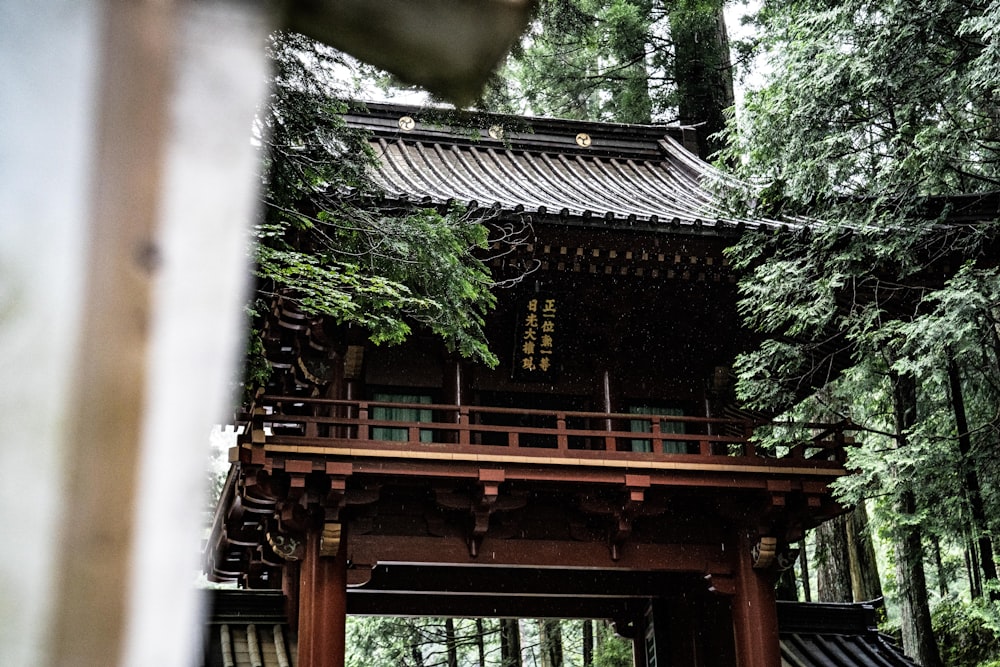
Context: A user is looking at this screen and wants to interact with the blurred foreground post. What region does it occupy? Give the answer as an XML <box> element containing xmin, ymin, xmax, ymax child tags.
<box><xmin>2</xmin><ymin>1</ymin><xmax>528</xmax><ymax>665</ymax></box>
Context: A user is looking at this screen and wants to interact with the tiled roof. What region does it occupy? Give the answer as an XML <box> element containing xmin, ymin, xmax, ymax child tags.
<box><xmin>202</xmin><ymin>591</ymin><xmax>295</xmax><ymax>667</ymax></box>
<box><xmin>210</xmin><ymin>623</ymin><xmax>293</xmax><ymax>667</ymax></box>
<box><xmin>342</xmin><ymin>103</ymin><xmax>998</xmax><ymax>236</ymax></box>
<box><xmin>342</xmin><ymin>102</ymin><xmax>785</xmax><ymax>234</ymax></box>
<box><xmin>781</xmin><ymin>633</ymin><xmax>916</xmax><ymax>667</ymax></box>
<box><xmin>778</xmin><ymin>600</ymin><xmax>918</xmax><ymax>667</ymax></box>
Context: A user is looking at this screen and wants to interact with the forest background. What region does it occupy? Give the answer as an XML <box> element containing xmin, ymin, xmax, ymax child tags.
<box><xmin>224</xmin><ymin>1</ymin><xmax>1000</xmax><ymax>665</ymax></box>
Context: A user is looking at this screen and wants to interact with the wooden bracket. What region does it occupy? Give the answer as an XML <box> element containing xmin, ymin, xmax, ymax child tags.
<box><xmin>704</xmin><ymin>573</ymin><xmax>736</xmax><ymax>596</ymax></box>
<box><xmin>776</xmin><ymin>546</ymin><xmax>800</xmax><ymax>572</ymax></box>
<box><xmin>319</xmin><ymin>522</ymin><xmax>342</xmax><ymax>558</ymax></box>
<box><xmin>610</xmin><ymin>476</ymin><xmax>650</xmax><ymax>560</ymax></box>
<box><xmin>611</xmin><ymin>616</ymin><xmax>639</xmax><ymax>639</ymax></box>
<box><xmin>751</xmin><ymin>536</ymin><xmax>778</xmax><ymax>570</ymax></box>
<box><xmin>469</xmin><ymin>469</ymin><xmax>506</xmax><ymax>557</ymax></box>
<box><xmin>266</xmin><ymin>529</ymin><xmax>305</xmax><ymax>561</ymax></box>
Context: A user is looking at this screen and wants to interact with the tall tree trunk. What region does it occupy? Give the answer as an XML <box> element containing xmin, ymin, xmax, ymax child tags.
<box><xmin>948</xmin><ymin>359</ymin><xmax>999</xmax><ymax>598</ymax></box>
<box><xmin>411</xmin><ymin>644</ymin><xmax>425</xmax><ymax>667</ymax></box>
<box><xmin>776</xmin><ymin>568</ymin><xmax>798</xmax><ymax>601</ymax></box>
<box><xmin>501</xmin><ymin>619</ymin><xmax>522</xmax><ymax>667</ymax></box>
<box><xmin>408</xmin><ymin>621</ymin><xmax>426</xmax><ymax>667</ymax></box>
<box><xmin>799</xmin><ymin>540</ymin><xmax>812</xmax><ymax>602</ymax></box>
<box><xmin>612</xmin><ymin>0</ymin><xmax>653</xmax><ymax>124</ymax></box>
<box><xmin>582</xmin><ymin>620</ymin><xmax>593</xmax><ymax>667</ymax></box>
<box><xmin>892</xmin><ymin>372</ymin><xmax>943</xmax><ymax>667</ymax></box>
<box><xmin>445</xmin><ymin>618</ymin><xmax>459</xmax><ymax>667</ymax></box>
<box><xmin>670</xmin><ymin>0</ymin><xmax>735</xmax><ymax>158</ymax></box>
<box><xmin>815</xmin><ymin>514</ymin><xmax>853</xmax><ymax>602</ymax></box>
<box><xmin>895</xmin><ymin>489</ymin><xmax>942</xmax><ymax>667</ymax></box>
<box><xmin>538</xmin><ymin>620</ymin><xmax>563</xmax><ymax>667</ymax></box>
<box><xmin>847</xmin><ymin>504</ymin><xmax>884</xmax><ymax>601</ymax></box>
<box><xmin>931</xmin><ymin>534</ymin><xmax>949</xmax><ymax>598</ymax></box>
<box><xmin>476</xmin><ymin>619</ymin><xmax>487</xmax><ymax>667</ymax></box>
<box><xmin>550</xmin><ymin>621</ymin><xmax>563</xmax><ymax>667</ymax></box>
<box><xmin>539</xmin><ymin>620</ymin><xmax>552</xmax><ymax>667</ymax></box>
<box><xmin>966</xmin><ymin>538</ymin><xmax>983</xmax><ymax>599</ymax></box>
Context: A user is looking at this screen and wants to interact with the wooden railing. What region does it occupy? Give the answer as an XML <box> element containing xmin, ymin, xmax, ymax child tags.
<box><xmin>248</xmin><ymin>396</ymin><xmax>854</xmax><ymax>468</ymax></box>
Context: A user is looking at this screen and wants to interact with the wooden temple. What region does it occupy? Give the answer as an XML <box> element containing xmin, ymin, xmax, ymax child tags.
<box><xmin>205</xmin><ymin>102</ymin><xmax>865</xmax><ymax>666</ymax></box>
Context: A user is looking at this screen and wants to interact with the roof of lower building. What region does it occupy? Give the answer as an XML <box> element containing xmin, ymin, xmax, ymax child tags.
<box><xmin>198</xmin><ymin>591</ymin><xmax>918</xmax><ymax>667</ymax></box>
<box><xmin>341</xmin><ymin>102</ymin><xmax>788</xmax><ymax>235</ymax></box>
<box><xmin>778</xmin><ymin>600</ymin><xmax>918</xmax><ymax>667</ymax></box>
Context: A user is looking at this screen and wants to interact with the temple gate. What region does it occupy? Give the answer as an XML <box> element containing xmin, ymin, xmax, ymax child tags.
<box><xmin>205</xmin><ymin>103</ymin><xmax>861</xmax><ymax>667</ymax></box>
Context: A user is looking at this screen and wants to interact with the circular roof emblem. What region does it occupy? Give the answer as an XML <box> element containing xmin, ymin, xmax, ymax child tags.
<box><xmin>398</xmin><ymin>116</ymin><xmax>415</xmax><ymax>131</ymax></box>
<box><xmin>575</xmin><ymin>132</ymin><xmax>592</xmax><ymax>148</ymax></box>
<box><xmin>488</xmin><ymin>125</ymin><xmax>505</xmax><ymax>140</ymax></box>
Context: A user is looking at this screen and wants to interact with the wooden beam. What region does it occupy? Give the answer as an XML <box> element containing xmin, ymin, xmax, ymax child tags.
<box><xmin>347</xmin><ymin>592</ymin><xmax>641</xmax><ymax>619</ymax></box>
<box><xmin>347</xmin><ymin>534</ymin><xmax>730</xmax><ymax>573</ymax></box>
<box><xmin>254</xmin><ymin>443</ymin><xmax>846</xmax><ymax>480</ymax></box>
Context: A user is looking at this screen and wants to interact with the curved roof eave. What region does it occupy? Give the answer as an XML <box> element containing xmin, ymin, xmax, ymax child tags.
<box><xmin>344</xmin><ymin>101</ymin><xmax>798</xmax><ymax>234</ymax></box>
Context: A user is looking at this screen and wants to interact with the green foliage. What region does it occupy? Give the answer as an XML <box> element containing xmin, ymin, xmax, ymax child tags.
<box><xmin>719</xmin><ymin>3</ymin><xmax>1000</xmax><ymax>657</ymax></box>
<box><xmin>254</xmin><ymin>32</ymin><xmax>499</xmax><ymax>370</ymax></box>
<box><xmin>592</xmin><ymin>631</ymin><xmax>632</xmax><ymax>667</ymax></box>
<box><xmin>345</xmin><ymin>616</ymin><xmax>622</xmax><ymax>666</ymax></box>
<box><xmin>490</xmin><ymin>0</ymin><xmax>734</xmax><ymax>138</ymax></box>
<box><xmin>241</xmin><ymin>306</ymin><xmax>273</xmax><ymax>397</ymax></box>
<box><xmin>346</xmin><ymin>616</ymin><xmax>431</xmax><ymax>666</ymax></box>
<box><xmin>718</xmin><ymin>0</ymin><xmax>1000</xmax><ymax>504</ymax></box>
<box><xmin>720</xmin><ymin>0</ymin><xmax>1000</xmax><ymax>209</ymax></box>
<box><xmin>500</xmin><ymin>0</ymin><xmax>662</xmax><ymax>122</ymax></box>
<box><xmin>932</xmin><ymin>597</ymin><xmax>1000</xmax><ymax>666</ymax></box>
<box><xmin>347</xmin><ymin>616</ymin><xmax>508</xmax><ymax>667</ymax></box>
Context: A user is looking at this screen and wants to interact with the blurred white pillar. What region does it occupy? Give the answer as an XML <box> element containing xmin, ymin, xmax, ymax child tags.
<box><xmin>2</xmin><ymin>1</ymin><xmax>271</xmax><ymax>665</ymax></box>
<box><xmin>0</xmin><ymin>2</ymin><xmax>100</xmax><ymax>665</ymax></box>
<box><xmin>121</xmin><ymin>3</ymin><xmax>272</xmax><ymax>665</ymax></box>
<box><xmin>2</xmin><ymin>1</ymin><xmax>523</xmax><ymax>664</ymax></box>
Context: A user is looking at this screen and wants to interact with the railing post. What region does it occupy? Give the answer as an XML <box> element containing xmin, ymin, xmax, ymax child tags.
<box><xmin>408</xmin><ymin>426</ymin><xmax>421</xmax><ymax>444</ymax></box>
<box><xmin>651</xmin><ymin>419</ymin><xmax>661</xmax><ymax>454</ymax></box>
<box><xmin>556</xmin><ymin>413</ymin><xmax>568</xmax><ymax>450</ymax></box>
<box><xmin>357</xmin><ymin>404</ymin><xmax>369</xmax><ymax>441</ymax></box>
<box><xmin>743</xmin><ymin>422</ymin><xmax>756</xmax><ymax>457</ymax></box>
<box><xmin>305</xmin><ymin>402</ymin><xmax>318</xmax><ymax>438</ymax></box>
<box><xmin>508</xmin><ymin>432</ymin><xmax>519</xmax><ymax>448</ymax></box>
<box><xmin>699</xmin><ymin>439</ymin><xmax>711</xmax><ymax>457</ymax></box>
<box><xmin>835</xmin><ymin>427</ymin><xmax>847</xmax><ymax>463</ymax></box>
<box><xmin>459</xmin><ymin>407</ymin><xmax>470</xmax><ymax>446</ymax></box>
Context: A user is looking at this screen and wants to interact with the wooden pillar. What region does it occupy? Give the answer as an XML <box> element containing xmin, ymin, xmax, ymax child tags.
<box><xmin>282</xmin><ymin>561</ymin><xmax>301</xmax><ymax>631</ymax></box>
<box><xmin>666</xmin><ymin>596</ymin><xmax>697</xmax><ymax>665</ymax></box>
<box><xmin>632</xmin><ymin>622</ymin><xmax>648</xmax><ymax>667</ymax></box>
<box><xmin>298</xmin><ymin>521</ymin><xmax>348</xmax><ymax>667</ymax></box>
<box><xmin>731</xmin><ymin>528</ymin><xmax>780</xmax><ymax>667</ymax></box>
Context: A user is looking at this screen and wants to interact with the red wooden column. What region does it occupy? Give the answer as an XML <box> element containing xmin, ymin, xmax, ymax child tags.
<box><xmin>731</xmin><ymin>527</ymin><xmax>781</xmax><ymax>667</ymax></box>
<box><xmin>282</xmin><ymin>561</ymin><xmax>301</xmax><ymax>631</ymax></box>
<box><xmin>298</xmin><ymin>521</ymin><xmax>348</xmax><ymax>667</ymax></box>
